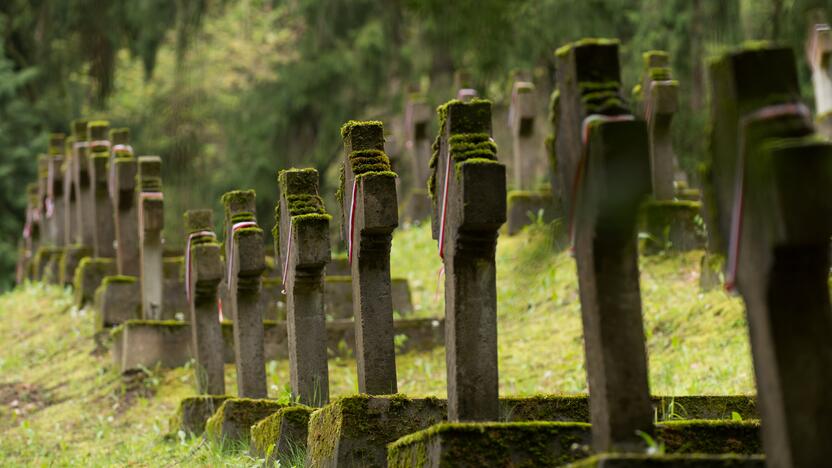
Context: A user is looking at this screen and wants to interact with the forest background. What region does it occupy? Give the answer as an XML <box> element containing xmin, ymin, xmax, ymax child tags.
<box><xmin>0</xmin><ymin>0</ymin><xmax>828</xmax><ymax>290</ymax></box>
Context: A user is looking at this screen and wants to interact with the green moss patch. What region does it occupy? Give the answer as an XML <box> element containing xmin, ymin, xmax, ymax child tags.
<box><xmin>250</xmin><ymin>405</ymin><xmax>313</xmax><ymax>461</ymax></box>
<box><xmin>205</xmin><ymin>398</ymin><xmax>288</xmax><ymax>445</ymax></box>
<box><xmin>388</xmin><ymin>421</ymin><xmax>592</xmax><ymax>468</ymax></box>
<box><xmin>170</xmin><ymin>395</ymin><xmax>231</xmax><ymax>436</ymax></box>
<box><xmin>307</xmin><ymin>394</ymin><xmax>446</xmax><ymax>468</ymax></box>
<box><xmin>567</xmin><ymin>453</ymin><xmax>765</xmax><ymax>467</ymax></box>
<box><xmin>657</xmin><ymin>420</ymin><xmax>761</xmax><ymax>454</ymax></box>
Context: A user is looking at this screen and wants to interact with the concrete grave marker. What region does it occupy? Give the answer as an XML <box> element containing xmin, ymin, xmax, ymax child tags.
<box><xmin>87</xmin><ymin>121</ymin><xmax>116</xmax><ymax>258</ymax></box>
<box><xmin>430</xmin><ymin>99</ymin><xmax>506</xmax><ymax>421</ymax></box>
<box><xmin>46</xmin><ymin>134</ymin><xmax>66</xmax><ymax>248</ymax></box>
<box><xmin>555</xmin><ymin>38</ymin><xmax>653</xmax><ymax>451</ymax></box>
<box><xmin>110</xmin><ymin>129</ymin><xmax>140</xmax><ymax>276</ymax></box>
<box><xmin>637</xmin><ymin>51</ymin><xmax>679</xmax><ymax>200</ymax></box>
<box><xmin>403</xmin><ymin>96</ymin><xmax>433</xmax><ymax>221</ymax></box>
<box><xmin>62</xmin><ymin>135</ymin><xmax>79</xmax><ymax>246</ymax></box>
<box><xmin>138</xmin><ymin>156</ymin><xmax>164</xmax><ymax>319</ymax></box>
<box><xmin>707</xmin><ymin>45</ymin><xmax>832</xmax><ymax>468</ymax></box>
<box><xmin>184</xmin><ymin>209</ymin><xmax>225</xmax><ymax>395</ymax></box>
<box><xmin>221</xmin><ymin>189</ymin><xmax>267</xmax><ymax>398</ymax></box>
<box><xmin>70</xmin><ymin>119</ymin><xmax>95</xmax><ymax>248</ymax></box>
<box><xmin>509</xmin><ymin>81</ymin><xmax>540</xmax><ymax>191</ymax></box>
<box><xmin>276</xmin><ymin>168</ymin><xmax>331</xmax><ymax>406</ymax></box>
<box><xmin>339</xmin><ymin>120</ymin><xmax>399</xmax><ymax>395</ymax></box>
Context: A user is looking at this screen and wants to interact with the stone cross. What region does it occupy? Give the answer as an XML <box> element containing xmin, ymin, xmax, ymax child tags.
<box><xmin>430</xmin><ymin>99</ymin><xmax>506</xmax><ymax>422</ymax></box>
<box><xmin>70</xmin><ymin>119</ymin><xmax>95</xmax><ymax>248</ymax></box>
<box><xmin>221</xmin><ymin>190</ymin><xmax>267</xmax><ymax>398</ymax></box>
<box><xmin>707</xmin><ymin>45</ymin><xmax>832</xmax><ymax>468</ymax></box>
<box><xmin>184</xmin><ymin>209</ymin><xmax>225</xmax><ymax>395</ymax></box>
<box><xmin>87</xmin><ymin>121</ymin><xmax>116</xmax><ymax>258</ymax></box>
<box><xmin>110</xmin><ymin>129</ymin><xmax>140</xmax><ymax>276</ymax></box>
<box><xmin>509</xmin><ymin>81</ymin><xmax>539</xmax><ymax>191</ymax></box>
<box><xmin>138</xmin><ymin>156</ymin><xmax>165</xmax><ymax>319</ymax></box>
<box><xmin>339</xmin><ymin>120</ymin><xmax>399</xmax><ymax>395</ymax></box>
<box><xmin>404</xmin><ymin>96</ymin><xmax>433</xmax><ymax>221</ymax></box>
<box><xmin>276</xmin><ymin>168</ymin><xmax>331</xmax><ymax>406</ymax></box>
<box><xmin>638</xmin><ymin>51</ymin><xmax>679</xmax><ymax>200</ymax></box>
<box><xmin>62</xmin><ymin>122</ymin><xmax>82</xmax><ymax>245</ymax></box>
<box><xmin>555</xmin><ymin>39</ymin><xmax>653</xmax><ymax>451</ymax></box>
<box><xmin>46</xmin><ymin>133</ymin><xmax>66</xmax><ymax>247</ymax></box>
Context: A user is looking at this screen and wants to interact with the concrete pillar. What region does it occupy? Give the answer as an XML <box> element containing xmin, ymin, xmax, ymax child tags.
<box><xmin>110</xmin><ymin>129</ymin><xmax>140</xmax><ymax>276</ymax></box>
<box><xmin>138</xmin><ymin>156</ymin><xmax>164</xmax><ymax>320</ymax></box>
<box><xmin>87</xmin><ymin>121</ymin><xmax>116</xmax><ymax>258</ymax></box>
<box><xmin>509</xmin><ymin>81</ymin><xmax>539</xmax><ymax>191</ymax></box>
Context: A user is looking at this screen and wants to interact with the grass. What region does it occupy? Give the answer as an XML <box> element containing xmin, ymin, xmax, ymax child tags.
<box><xmin>0</xmin><ymin>221</ymin><xmax>754</xmax><ymax>465</ymax></box>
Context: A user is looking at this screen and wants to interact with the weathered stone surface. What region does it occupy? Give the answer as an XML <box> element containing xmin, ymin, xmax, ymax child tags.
<box><xmin>138</xmin><ymin>156</ymin><xmax>164</xmax><ymax>320</ymax></box>
<box><xmin>112</xmin><ymin>157</ymin><xmax>140</xmax><ymax>276</ymax></box>
<box><xmin>162</xmin><ymin>257</ymin><xmax>187</xmax><ymax>319</ymax></box>
<box><xmin>184</xmin><ymin>209</ymin><xmax>225</xmax><ymax>396</ymax></box>
<box><xmin>509</xmin><ymin>81</ymin><xmax>543</xmax><ymax>191</ymax></box>
<box><xmin>706</xmin><ymin>45</ymin><xmax>832</xmax><ymax>467</ymax></box>
<box><xmin>306</xmin><ymin>395</ymin><xmax>446</xmax><ymax>468</ymax></box>
<box><xmin>110</xmin><ymin>320</ymin><xmax>191</xmax><ymax>372</ymax></box>
<box><xmin>556</xmin><ymin>38</ymin><xmax>653</xmax><ymax>451</ymax></box>
<box><xmin>74</xmin><ymin>257</ymin><xmax>116</xmax><ymax>308</ymax></box>
<box><xmin>59</xmin><ymin>244</ymin><xmax>91</xmax><ymax>286</ymax></box>
<box><xmin>403</xmin><ymin>97</ymin><xmax>433</xmax><ymax>222</ymax></box>
<box><xmin>204</xmin><ymin>398</ymin><xmax>287</xmax><ymax>444</ymax></box>
<box><xmin>276</xmin><ymin>168</ymin><xmax>331</xmax><ymax>406</ymax></box>
<box><xmin>170</xmin><ymin>395</ymin><xmax>230</xmax><ymax>436</ymax></box>
<box><xmin>222</xmin><ymin>189</ymin><xmax>267</xmax><ymax>399</ymax></box>
<box><xmin>431</xmin><ymin>99</ymin><xmax>506</xmax><ymax>422</ymax></box>
<box><xmin>87</xmin><ymin>122</ymin><xmax>116</xmax><ymax>258</ymax></box>
<box><xmin>250</xmin><ymin>405</ymin><xmax>313</xmax><ymax>463</ymax></box>
<box><xmin>340</xmin><ymin>120</ymin><xmax>399</xmax><ymax>395</ymax></box>
<box><xmin>94</xmin><ymin>277</ymin><xmax>141</xmax><ymax>329</ymax></box>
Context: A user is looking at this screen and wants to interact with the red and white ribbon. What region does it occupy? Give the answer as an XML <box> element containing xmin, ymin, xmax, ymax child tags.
<box><xmin>185</xmin><ymin>230</ymin><xmax>216</xmax><ymax>303</ymax></box>
<box><xmin>226</xmin><ymin>221</ymin><xmax>258</xmax><ymax>290</ymax></box>
<box><xmin>567</xmin><ymin>114</ymin><xmax>636</xmax><ymax>248</ymax></box>
<box><xmin>438</xmin><ymin>145</ymin><xmax>454</xmax><ymax>259</ymax></box>
<box><xmin>138</xmin><ymin>192</ymin><xmax>164</xmax><ymax>240</ymax></box>
<box><xmin>724</xmin><ymin>103</ymin><xmax>810</xmax><ymax>292</ymax></box>
<box><xmin>280</xmin><ymin>219</ymin><xmax>294</xmax><ymax>293</ymax></box>
<box><xmin>347</xmin><ymin>180</ymin><xmax>359</xmax><ymax>264</ymax></box>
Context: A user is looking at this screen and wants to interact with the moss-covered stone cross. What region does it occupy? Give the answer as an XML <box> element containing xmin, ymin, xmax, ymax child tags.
<box><xmin>87</xmin><ymin>120</ymin><xmax>116</xmax><ymax>258</ymax></box>
<box><xmin>137</xmin><ymin>156</ymin><xmax>164</xmax><ymax>320</ymax></box>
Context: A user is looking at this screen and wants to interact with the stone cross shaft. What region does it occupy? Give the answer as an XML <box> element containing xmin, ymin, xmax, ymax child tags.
<box><xmin>340</xmin><ymin>120</ymin><xmax>399</xmax><ymax>395</ymax></box>
<box><xmin>87</xmin><ymin>121</ymin><xmax>116</xmax><ymax>258</ymax></box>
<box><xmin>138</xmin><ymin>156</ymin><xmax>164</xmax><ymax>320</ymax></box>
<box><xmin>556</xmin><ymin>39</ymin><xmax>653</xmax><ymax>451</ymax></box>
<box><xmin>184</xmin><ymin>209</ymin><xmax>225</xmax><ymax>395</ymax></box>
<box><xmin>707</xmin><ymin>46</ymin><xmax>832</xmax><ymax>468</ymax></box>
<box><xmin>509</xmin><ymin>81</ymin><xmax>539</xmax><ymax>190</ymax></box>
<box><xmin>222</xmin><ymin>190</ymin><xmax>267</xmax><ymax>399</ymax></box>
<box><xmin>112</xmin><ymin>153</ymin><xmax>140</xmax><ymax>276</ymax></box>
<box><xmin>431</xmin><ymin>100</ymin><xmax>506</xmax><ymax>422</ymax></box>
<box><xmin>405</xmin><ymin>98</ymin><xmax>432</xmax><ymax>192</ymax></box>
<box><xmin>70</xmin><ymin>119</ymin><xmax>95</xmax><ymax>248</ymax></box>
<box><xmin>277</xmin><ymin>168</ymin><xmax>331</xmax><ymax>406</ymax></box>
<box><xmin>640</xmin><ymin>51</ymin><xmax>679</xmax><ymax>200</ymax></box>
<box><xmin>46</xmin><ymin>134</ymin><xmax>66</xmax><ymax>247</ymax></box>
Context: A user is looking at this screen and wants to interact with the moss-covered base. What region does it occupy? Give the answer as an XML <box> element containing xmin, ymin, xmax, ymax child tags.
<box><xmin>388</xmin><ymin>420</ymin><xmax>762</xmax><ymax>468</ymax></box>
<box><xmin>306</xmin><ymin>394</ymin><xmax>446</xmax><ymax>468</ymax></box>
<box><xmin>110</xmin><ymin>320</ymin><xmax>190</xmax><ymax>372</ymax></box>
<box><xmin>506</xmin><ymin>190</ymin><xmax>557</xmax><ymax>235</ymax></box>
<box><xmin>73</xmin><ymin>257</ymin><xmax>115</xmax><ymax>307</ymax></box>
<box><xmin>388</xmin><ymin>421</ymin><xmax>592</xmax><ymax>468</ymax></box>
<box><xmin>170</xmin><ymin>395</ymin><xmax>232</xmax><ymax>436</ymax></box>
<box><xmin>250</xmin><ymin>405</ymin><xmax>313</xmax><ymax>463</ymax></box>
<box><xmin>205</xmin><ymin>398</ymin><xmax>288</xmax><ymax>444</ymax></box>
<box><xmin>566</xmin><ymin>453</ymin><xmax>765</xmax><ymax>467</ymax></box>
<box><xmin>641</xmin><ymin>201</ymin><xmax>705</xmax><ymax>255</ymax></box>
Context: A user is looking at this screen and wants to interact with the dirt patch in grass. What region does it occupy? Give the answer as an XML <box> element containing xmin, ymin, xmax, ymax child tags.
<box><xmin>0</xmin><ymin>381</ymin><xmax>55</xmax><ymax>422</ymax></box>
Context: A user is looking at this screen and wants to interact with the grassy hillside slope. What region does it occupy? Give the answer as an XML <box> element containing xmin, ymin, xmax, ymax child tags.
<box><xmin>0</xmin><ymin>222</ymin><xmax>754</xmax><ymax>466</ymax></box>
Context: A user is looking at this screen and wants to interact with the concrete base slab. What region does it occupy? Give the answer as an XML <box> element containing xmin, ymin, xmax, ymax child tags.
<box><xmin>250</xmin><ymin>405</ymin><xmax>313</xmax><ymax>463</ymax></box>
<box><xmin>307</xmin><ymin>395</ymin><xmax>446</xmax><ymax>468</ymax></box>
<box><xmin>110</xmin><ymin>320</ymin><xmax>191</xmax><ymax>372</ymax></box>
<box><xmin>324</xmin><ymin>277</ymin><xmax>414</xmax><ymax>318</ymax></box>
<box><xmin>59</xmin><ymin>245</ymin><xmax>91</xmax><ymax>287</ymax></box>
<box><xmin>170</xmin><ymin>395</ymin><xmax>231</xmax><ymax>435</ymax></box>
<box><xmin>506</xmin><ymin>190</ymin><xmax>556</xmax><ymax>235</ymax></box>
<box><xmin>641</xmin><ymin>201</ymin><xmax>706</xmax><ymax>254</ymax></box>
<box><xmin>205</xmin><ymin>398</ymin><xmax>288</xmax><ymax>444</ymax></box>
<box><xmin>567</xmin><ymin>453</ymin><xmax>765</xmax><ymax>467</ymax></box>
<box><xmin>73</xmin><ymin>257</ymin><xmax>115</xmax><ymax>308</ymax></box>
<box><xmin>388</xmin><ymin>420</ymin><xmax>762</xmax><ymax>468</ymax></box>
<box><xmin>94</xmin><ymin>277</ymin><xmax>141</xmax><ymax>329</ymax></box>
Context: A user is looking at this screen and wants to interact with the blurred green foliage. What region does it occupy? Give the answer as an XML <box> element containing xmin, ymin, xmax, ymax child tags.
<box><xmin>2</xmin><ymin>0</ymin><xmax>832</xmax><ymax>289</ymax></box>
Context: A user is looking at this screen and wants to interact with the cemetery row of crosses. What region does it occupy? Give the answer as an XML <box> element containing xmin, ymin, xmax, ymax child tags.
<box><xmin>12</xmin><ymin>33</ymin><xmax>832</xmax><ymax>467</ymax></box>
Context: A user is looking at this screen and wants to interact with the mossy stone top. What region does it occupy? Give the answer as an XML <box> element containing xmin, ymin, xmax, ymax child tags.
<box><xmin>137</xmin><ymin>156</ymin><xmax>163</xmax><ymax>192</ymax></box>
<box><xmin>222</xmin><ymin>189</ymin><xmax>257</xmax><ymax>221</ymax></box>
<box><xmin>72</xmin><ymin>119</ymin><xmax>89</xmax><ymax>140</ymax></box>
<box><xmin>185</xmin><ymin>209</ymin><xmax>214</xmax><ymax>233</ymax></box>
<box><xmin>48</xmin><ymin>133</ymin><xmax>65</xmax><ymax>155</ymax></box>
<box><xmin>110</xmin><ymin>128</ymin><xmax>130</xmax><ymax>145</ymax></box>
<box><xmin>87</xmin><ymin>120</ymin><xmax>110</xmax><ymax>142</ymax></box>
